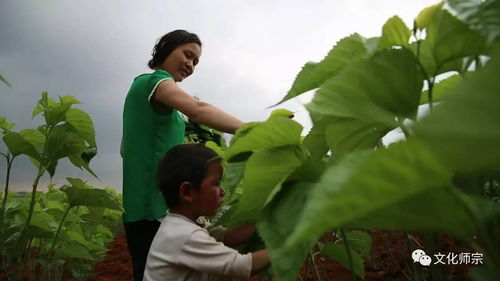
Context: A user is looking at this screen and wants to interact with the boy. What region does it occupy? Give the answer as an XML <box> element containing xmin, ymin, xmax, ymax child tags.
<box><xmin>143</xmin><ymin>144</ymin><xmax>270</xmax><ymax>281</ymax></box>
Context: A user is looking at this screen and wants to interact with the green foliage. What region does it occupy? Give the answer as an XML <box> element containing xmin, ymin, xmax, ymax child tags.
<box><xmin>321</xmin><ymin>243</ymin><xmax>365</xmax><ymax>279</ymax></box>
<box><xmin>448</xmin><ymin>0</ymin><xmax>500</xmax><ymax>43</ymax></box>
<box><xmin>414</xmin><ymin>52</ymin><xmax>500</xmax><ymax>171</ymax></box>
<box><xmin>257</xmin><ymin>182</ymin><xmax>316</xmax><ymax>281</ymax></box>
<box><xmin>275</xmin><ymin>34</ymin><xmax>368</xmax><ymax>105</ymax></box>
<box><xmin>377</xmin><ymin>16</ymin><xmax>412</xmax><ymax>50</ymax></box>
<box><xmin>419</xmin><ymin>74</ymin><xmax>462</xmax><ymax>104</ymax></box>
<box><xmin>184</xmin><ymin>118</ymin><xmax>224</xmax><ymax>146</ymax></box>
<box><xmin>226</xmin><ymin>115</ymin><xmax>303</xmax><ymax>161</ymax></box>
<box><xmin>230</xmin><ymin>145</ymin><xmax>307</xmax><ymax>224</ymax></box>
<box><xmin>215</xmin><ymin>1</ymin><xmax>500</xmax><ymax>280</ymax></box>
<box><xmin>415</xmin><ymin>1</ymin><xmax>445</xmax><ymax>29</ymax></box>
<box><xmin>0</xmin><ymin>117</ymin><xmax>15</xmax><ymax>135</ymax></box>
<box><xmin>2</xmin><ymin>132</ymin><xmax>40</xmax><ymax>160</ymax></box>
<box><xmin>0</xmin><ymin>180</ymin><xmax>122</xmax><ymax>280</ymax></box>
<box><xmin>0</xmin><ymin>92</ymin><xmax>120</xmax><ymax>280</ymax></box>
<box><xmin>63</xmin><ymin>179</ymin><xmax>122</xmax><ymax>211</ymax></box>
<box><xmin>0</xmin><ymin>75</ymin><xmax>11</xmax><ymax>87</ymax></box>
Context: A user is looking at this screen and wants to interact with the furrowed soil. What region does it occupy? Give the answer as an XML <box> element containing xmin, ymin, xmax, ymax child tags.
<box><xmin>84</xmin><ymin>230</ymin><xmax>476</xmax><ymax>281</ymax></box>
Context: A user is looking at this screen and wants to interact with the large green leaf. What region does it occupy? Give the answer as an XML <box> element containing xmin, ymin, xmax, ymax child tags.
<box><xmin>2</xmin><ymin>132</ymin><xmax>41</xmax><ymax>160</ymax></box>
<box><xmin>46</xmin><ymin>124</ymin><xmax>97</xmax><ymax>177</ymax></box>
<box><xmin>46</xmin><ymin>124</ymin><xmax>79</xmax><ymax>159</ymax></box>
<box><xmin>230</xmin><ymin>145</ymin><xmax>306</xmax><ymax>223</ymax></box>
<box><xmin>66</xmin><ymin>108</ymin><xmax>96</xmax><ymax>146</ymax></box>
<box><xmin>19</xmin><ymin>128</ymin><xmax>45</xmax><ymax>154</ymax></box>
<box><xmin>300</xmin><ymin>112</ymin><xmax>332</xmax><ymax>161</ymax></box>
<box><xmin>415</xmin><ymin>2</ymin><xmax>445</xmax><ymax>29</ymax></box>
<box><xmin>285</xmin><ymin>140</ymin><xmax>456</xmax><ymax>248</ymax></box>
<box><xmin>64</xmin><ymin>230</ymin><xmax>90</xmax><ymax>247</ymax></box>
<box><xmin>321</xmin><ymin>243</ymin><xmax>365</xmax><ymax>279</ymax></box>
<box><xmin>344</xmin><ymin>230</ymin><xmax>372</xmax><ymax>258</ymax></box>
<box><xmin>377</xmin><ymin>16</ymin><xmax>411</xmax><ymax>50</ymax></box>
<box><xmin>258</xmin><ymin>181</ymin><xmax>316</xmax><ymax>281</ymax></box>
<box><xmin>418</xmin><ymin>8</ymin><xmax>485</xmax><ymax>75</ymax></box>
<box><xmin>448</xmin><ymin>0</ymin><xmax>500</xmax><ymax>43</ymax></box>
<box><xmin>32</xmin><ymin>93</ymin><xmax>80</xmax><ymax>125</ymax></box>
<box><xmin>56</xmin><ymin>244</ymin><xmax>94</xmax><ymax>260</ymax></box>
<box><xmin>221</xmin><ymin>161</ymin><xmax>246</xmax><ymax>200</ymax></box>
<box><xmin>225</xmin><ymin>116</ymin><xmax>303</xmax><ymax>161</ymax></box>
<box><xmin>325</xmin><ymin>118</ymin><xmax>389</xmax><ymax>158</ymax></box>
<box><xmin>59</xmin><ymin>95</ymin><xmax>80</xmax><ymax>107</ymax></box>
<box><xmin>275</xmin><ymin>34</ymin><xmax>368</xmax><ymax>105</ymax></box>
<box><xmin>308</xmin><ymin>48</ymin><xmax>422</xmax><ymax>125</ymax></box>
<box><xmin>288</xmin><ymin>155</ymin><xmax>327</xmax><ymax>183</ymax></box>
<box><xmin>414</xmin><ymin>53</ymin><xmax>500</xmax><ymax>171</ymax></box>
<box><xmin>68</xmin><ymin>148</ymin><xmax>98</xmax><ymax>178</ymax></box>
<box><xmin>24</xmin><ymin>211</ymin><xmax>58</xmax><ymax>238</ymax></box>
<box><xmin>306</xmin><ymin>48</ymin><xmax>422</xmax><ymax>153</ymax></box>
<box><xmin>63</xmin><ymin>186</ymin><xmax>122</xmax><ymax>211</ymax></box>
<box><xmin>346</xmin><ymin>188</ymin><xmax>499</xmax><ymax>239</ymax></box>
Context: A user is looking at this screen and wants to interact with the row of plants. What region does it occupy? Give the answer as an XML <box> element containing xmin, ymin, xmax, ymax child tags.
<box><xmin>0</xmin><ymin>93</ymin><xmax>122</xmax><ymax>280</ymax></box>
<box><xmin>210</xmin><ymin>1</ymin><xmax>500</xmax><ymax>280</ymax></box>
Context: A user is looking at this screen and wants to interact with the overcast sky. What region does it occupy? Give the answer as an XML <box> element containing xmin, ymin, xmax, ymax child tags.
<box><xmin>0</xmin><ymin>0</ymin><xmax>438</xmax><ymax>192</ymax></box>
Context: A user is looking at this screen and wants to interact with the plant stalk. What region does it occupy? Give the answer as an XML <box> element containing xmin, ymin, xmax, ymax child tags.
<box><xmin>340</xmin><ymin>228</ymin><xmax>357</xmax><ymax>281</ymax></box>
<box><xmin>0</xmin><ymin>154</ymin><xmax>14</xmax><ymax>229</ymax></box>
<box><xmin>24</xmin><ymin>168</ymin><xmax>45</xmax><ymax>229</ymax></box>
<box><xmin>310</xmin><ymin>251</ymin><xmax>322</xmax><ymax>281</ymax></box>
<box><xmin>406</xmin><ymin>232</ymin><xmax>420</xmax><ymax>281</ymax></box>
<box><xmin>427</xmin><ymin>79</ymin><xmax>434</xmax><ymax>111</ymax></box>
<box><xmin>48</xmin><ymin>205</ymin><xmax>72</xmax><ymax>258</ymax></box>
<box><xmin>15</xmin><ymin>167</ymin><xmax>45</xmax><ymax>254</ymax></box>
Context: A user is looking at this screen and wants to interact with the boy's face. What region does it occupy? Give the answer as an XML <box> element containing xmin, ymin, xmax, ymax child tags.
<box><xmin>192</xmin><ymin>160</ymin><xmax>225</xmax><ymax>216</ymax></box>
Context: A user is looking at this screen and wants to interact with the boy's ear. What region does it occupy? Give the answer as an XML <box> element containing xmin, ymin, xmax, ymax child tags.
<box><xmin>178</xmin><ymin>181</ymin><xmax>195</xmax><ymax>203</ymax></box>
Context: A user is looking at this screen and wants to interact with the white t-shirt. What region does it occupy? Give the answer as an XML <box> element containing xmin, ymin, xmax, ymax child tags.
<box><xmin>143</xmin><ymin>213</ymin><xmax>252</xmax><ymax>281</ymax></box>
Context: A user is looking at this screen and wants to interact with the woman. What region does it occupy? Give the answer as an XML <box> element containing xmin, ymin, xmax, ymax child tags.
<box><xmin>121</xmin><ymin>30</ymin><xmax>244</xmax><ymax>281</ymax></box>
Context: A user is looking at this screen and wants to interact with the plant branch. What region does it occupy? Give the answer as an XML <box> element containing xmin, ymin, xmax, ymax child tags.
<box><xmin>48</xmin><ymin>205</ymin><xmax>72</xmax><ymax>257</ymax></box>
<box><xmin>0</xmin><ymin>154</ymin><xmax>14</xmax><ymax>229</ymax></box>
<box><xmin>310</xmin><ymin>250</ymin><xmax>322</xmax><ymax>281</ymax></box>
<box><xmin>340</xmin><ymin>228</ymin><xmax>357</xmax><ymax>281</ymax></box>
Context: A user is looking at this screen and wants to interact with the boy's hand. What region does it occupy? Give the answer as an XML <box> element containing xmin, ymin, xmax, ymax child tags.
<box><xmin>251</xmin><ymin>249</ymin><xmax>270</xmax><ymax>275</ymax></box>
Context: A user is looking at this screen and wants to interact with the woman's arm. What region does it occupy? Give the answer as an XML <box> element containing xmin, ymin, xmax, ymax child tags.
<box><xmin>152</xmin><ymin>80</ymin><xmax>244</xmax><ymax>134</ymax></box>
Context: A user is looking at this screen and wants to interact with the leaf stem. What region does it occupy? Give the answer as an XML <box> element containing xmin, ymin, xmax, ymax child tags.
<box><xmin>412</xmin><ymin>40</ymin><xmax>435</xmax><ymax>112</ymax></box>
<box><xmin>310</xmin><ymin>250</ymin><xmax>322</xmax><ymax>281</ymax></box>
<box><xmin>406</xmin><ymin>232</ymin><xmax>420</xmax><ymax>281</ymax></box>
<box><xmin>24</xmin><ymin>168</ymin><xmax>45</xmax><ymax>230</ymax></box>
<box><xmin>0</xmin><ymin>154</ymin><xmax>14</xmax><ymax>229</ymax></box>
<box><xmin>475</xmin><ymin>56</ymin><xmax>482</xmax><ymax>70</ymax></box>
<box><xmin>340</xmin><ymin>228</ymin><xmax>357</xmax><ymax>281</ymax></box>
<box><xmin>15</xmin><ymin>167</ymin><xmax>46</xmax><ymax>254</ymax></box>
<box><xmin>397</xmin><ymin>118</ymin><xmax>411</xmax><ymax>139</ymax></box>
<box><xmin>427</xmin><ymin>78</ymin><xmax>435</xmax><ymax>111</ymax></box>
<box><xmin>48</xmin><ymin>205</ymin><xmax>72</xmax><ymax>257</ymax></box>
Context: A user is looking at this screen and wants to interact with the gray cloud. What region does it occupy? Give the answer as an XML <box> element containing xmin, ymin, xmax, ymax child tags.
<box><xmin>0</xmin><ymin>0</ymin><xmax>437</xmax><ymax>192</ymax></box>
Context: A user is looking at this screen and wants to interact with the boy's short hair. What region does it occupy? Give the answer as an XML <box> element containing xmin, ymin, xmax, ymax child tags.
<box><xmin>158</xmin><ymin>143</ymin><xmax>221</xmax><ymax>208</ymax></box>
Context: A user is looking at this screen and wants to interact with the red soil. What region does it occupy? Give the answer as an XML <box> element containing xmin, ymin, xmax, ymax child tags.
<box><xmin>84</xmin><ymin>230</ymin><xmax>475</xmax><ymax>281</ymax></box>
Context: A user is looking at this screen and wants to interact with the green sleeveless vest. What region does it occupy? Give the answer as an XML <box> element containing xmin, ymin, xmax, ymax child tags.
<box><xmin>122</xmin><ymin>70</ymin><xmax>185</xmax><ymax>222</ymax></box>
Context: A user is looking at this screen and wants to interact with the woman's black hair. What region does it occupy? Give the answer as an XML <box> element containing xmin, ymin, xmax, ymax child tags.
<box><xmin>148</xmin><ymin>30</ymin><xmax>202</xmax><ymax>69</ymax></box>
<box><xmin>157</xmin><ymin>143</ymin><xmax>220</xmax><ymax>208</ymax></box>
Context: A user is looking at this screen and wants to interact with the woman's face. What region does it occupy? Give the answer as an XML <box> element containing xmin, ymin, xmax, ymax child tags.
<box><xmin>160</xmin><ymin>42</ymin><xmax>201</xmax><ymax>82</ymax></box>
